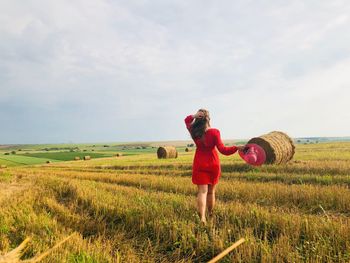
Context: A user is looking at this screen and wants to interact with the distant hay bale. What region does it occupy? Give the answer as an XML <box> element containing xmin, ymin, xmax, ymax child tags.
<box><xmin>115</xmin><ymin>153</ymin><xmax>122</xmax><ymax>157</ymax></box>
<box><xmin>46</xmin><ymin>161</ymin><xmax>51</xmax><ymax>164</ymax></box>
<box><xmin>83</xmin><ymin>156</ymin><xmax>91</xmax><ymax>160</ymax></box>
<box><xmin>248</xmin><ymin>131</ymin><xmax>295</xmax><ymax>165</ymax></box>
<box><xmin>0</xmin><ymin>165</ymin><xmax>7</xmax><ymax>169</ymax></box>
<box><xmin>74</xmin><ymin>156</ymin><xmax>81</xmax><ymax>161</ymax></box>
<box><xmin>185</xmin><ymin>147</ymin><xmax>190</xmax><ymax>152</ymax></box>
<box><xmin>157</xmin><ymin>146</ymin><xmax>178</xmax><ymax>159</ymax></box>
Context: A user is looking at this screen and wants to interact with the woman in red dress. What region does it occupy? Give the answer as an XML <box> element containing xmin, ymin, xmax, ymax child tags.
<box><xmin>184</xmin><ymin>109</ymin><xmax>243</xmax><ymax>223</ymax></box>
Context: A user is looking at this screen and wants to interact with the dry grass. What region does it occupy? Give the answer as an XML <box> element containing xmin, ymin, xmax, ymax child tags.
<box><xmin>1</xmin><ymin>142</ymin><xmax>350</xmax><ymax>262</ymax></box>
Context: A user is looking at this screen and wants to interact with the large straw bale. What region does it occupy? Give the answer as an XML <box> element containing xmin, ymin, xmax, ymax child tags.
<box><xmin>157</xmin><ymin>146</ymin><xmax>178</xmax><ymax>159</ymax></box>
<box><xmin>248</xmin><ymin>131</ymin><xmax>295</xmax><ymax>164</ymax></box>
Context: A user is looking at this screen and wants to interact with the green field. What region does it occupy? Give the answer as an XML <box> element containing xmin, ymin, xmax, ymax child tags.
<box><xmin>20</xmin><ymin>151</ymin><xmax>115</xmax><ymax>161</ymax></box>
<box><xmin>0</xmin><ymin>144</ymin><xmax>161</xmax><ymax>167</ymax></box>
<box><xmin>1</xmin><ymin>142</ymin><xmax>350</xmax><ymax>262</ymax></box>
<box><xmin>0</xmin><ymin>155</ymin><xmax>59</xmax><ymax>166</ymax></box>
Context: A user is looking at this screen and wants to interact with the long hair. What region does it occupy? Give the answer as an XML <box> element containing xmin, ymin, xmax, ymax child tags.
<box><xmin>190</xmin><ymin>109</ymin><xmax>211</xmax><ymax>140</ymax></box>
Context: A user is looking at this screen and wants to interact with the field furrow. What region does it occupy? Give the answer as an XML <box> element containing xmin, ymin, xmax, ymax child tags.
<box><xmin>22</xmin><ymin>164</ymin><xmax>350</xmax><ymax>187</ymax></box>
<box><xmin>12</xmin><ymin>169</ymin><xmax>350</xmax><ymax>216</ymax></box>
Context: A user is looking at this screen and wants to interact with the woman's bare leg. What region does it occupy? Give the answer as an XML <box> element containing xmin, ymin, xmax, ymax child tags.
<box><xmin>207</xmin><ymin>184</ymin><xmax>216</xmax><ymax>216</ymax></box>
<box><xmin>197</xmin><ymin>185</ymin><xmax>208</xmax><ymax>223</ymax></box>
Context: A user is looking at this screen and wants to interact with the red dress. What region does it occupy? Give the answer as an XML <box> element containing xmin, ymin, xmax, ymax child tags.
<box><xmin>185</xmin><ymin>115</ymin><xmax>238</xmax><ymax>185</ymax></box>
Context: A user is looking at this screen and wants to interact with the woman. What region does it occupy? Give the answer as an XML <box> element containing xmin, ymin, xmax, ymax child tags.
<box><xmin>184</xmin><ymin>109</ymin><xmax>243</xmax><ymax>224</ymax></box>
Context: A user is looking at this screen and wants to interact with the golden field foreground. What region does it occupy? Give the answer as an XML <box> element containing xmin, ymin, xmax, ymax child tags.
<box><xmin>1</xmin><ymin>142</ymin><xmax>350</xmax><ymax>262</ymax></box>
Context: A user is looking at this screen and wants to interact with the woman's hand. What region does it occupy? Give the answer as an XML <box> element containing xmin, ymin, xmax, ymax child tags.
<box><xmin>236</xmin><ymin>145</ymin><xmax>246</xmax><ymax>151</ymax></box>
<box><xmin>193</xmin><ymin>111</ymin><xmax>204</xmax><ymax>119</ymax></box>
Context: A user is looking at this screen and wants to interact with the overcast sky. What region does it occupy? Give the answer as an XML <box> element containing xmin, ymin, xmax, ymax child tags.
<box><xmin>1</xmin><ymin>0</ymin><xmax>350</xmax><ymax>144</ymax></box>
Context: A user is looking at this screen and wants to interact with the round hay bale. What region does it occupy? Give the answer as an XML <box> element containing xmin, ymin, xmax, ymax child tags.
<box><xmin>185</xmin><ymin>147</ymin><xmax>190</xmax><ymax>152</ymax></box>
<box><xmin>248</xmin><ymin>131</ymin><xmax>295</xmax><ymax>165</ymax></box>
<box><xmin>74</xmin><ymin>156</ymin><xmax>81</xmax><ymax>161</ymax></box>
<box><xmin>157</xmin><ymin>146</ymin><xmax>178</xmax><ymax>159</ymax></box>
<box><xmin>115</xmin><ymin>153</ymin><xmax>122</xmax><ymax>157</ymax></box>
<box><xmin>83</xmin><ymin>156</ymin><xmax>91</xmax><ymax>160</ymax></box>
<box><xmin>0</xmin><ymin>165</ymin><xmax>7</xmax><ymax>169</ymax></box>
<box><xmin>46</xmin><ymin>161</ymin><xmax>51</xmax><ymax>164</ymax></box>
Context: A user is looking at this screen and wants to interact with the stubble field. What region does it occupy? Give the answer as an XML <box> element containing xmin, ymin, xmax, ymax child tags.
<box><xmin>1</xmin><ymin>142</ymin><xmax>350</xmax><ymax>262</ymax></box>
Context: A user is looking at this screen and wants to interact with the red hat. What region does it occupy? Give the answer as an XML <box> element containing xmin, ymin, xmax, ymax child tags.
<box><xmin>238</xmin><ymin>143</ymin><xmax>266</xmax><ymax>166</ymax></box>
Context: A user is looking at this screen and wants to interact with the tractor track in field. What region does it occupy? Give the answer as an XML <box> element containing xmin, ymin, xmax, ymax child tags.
<box><xmin>23</xmin><ymin>170</ymin><xmax>350</xmax><ymax>218</ymax></box>
<box><xmin>16</xmin><ymin>165</ymin><xmax>350</xmax><ymax>187</ymax></box>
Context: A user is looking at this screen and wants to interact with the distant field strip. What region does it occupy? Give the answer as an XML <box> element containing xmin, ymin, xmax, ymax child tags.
<box><xmin>0</xmin><ymin>155</ymin><xmax>58</xmax><ymax>165</ymax></box>
<box><xmin>18</xmin><ymin>151</ymin><xmax>114</xmax><ymax>161</ymax></box>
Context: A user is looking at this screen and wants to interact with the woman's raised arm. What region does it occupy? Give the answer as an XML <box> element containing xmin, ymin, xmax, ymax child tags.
<box><xmin>184</xmin><ymin>115</ymin><xmax>194</xmax><ymax>131</ymax></box>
